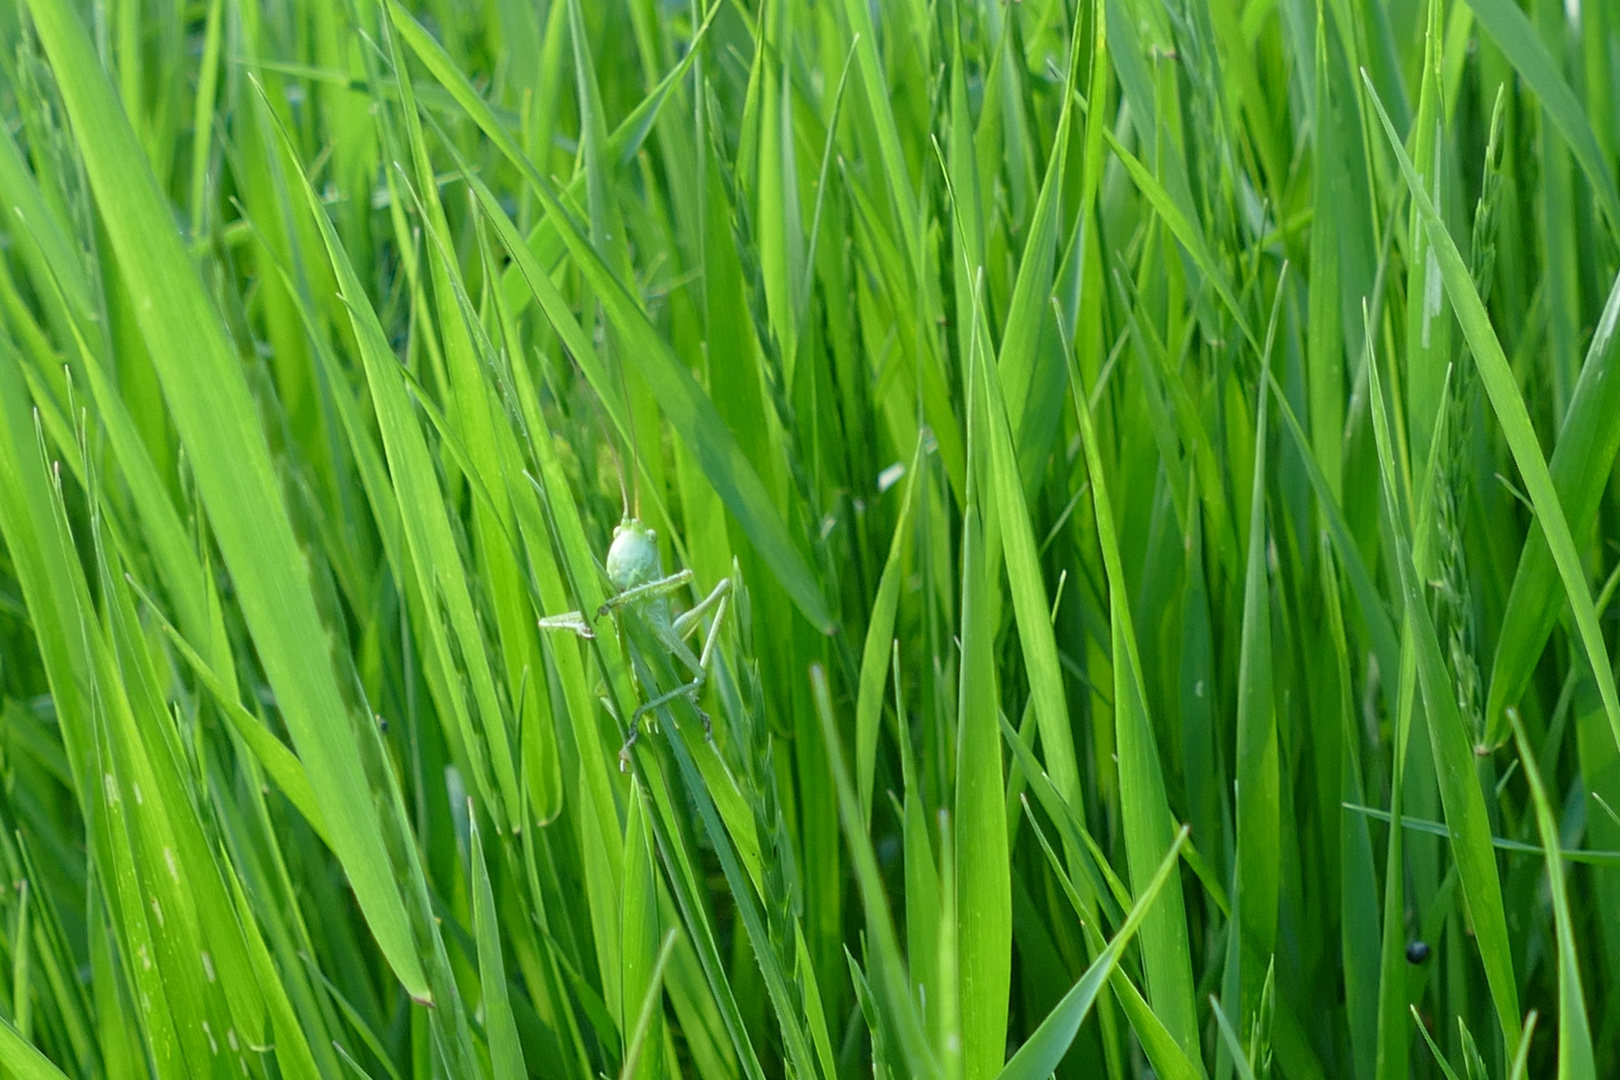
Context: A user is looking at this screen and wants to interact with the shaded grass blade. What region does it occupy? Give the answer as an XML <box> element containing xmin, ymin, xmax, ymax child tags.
<box><xmin>1364</xmin><ymin>71</ymin><xmax>1620</xmax><ymax>768</ymax></box>
<box><xmin>997</xmin><ymin>827</ymin><xmax>1191</xmax><ymax>1080</ymax></box>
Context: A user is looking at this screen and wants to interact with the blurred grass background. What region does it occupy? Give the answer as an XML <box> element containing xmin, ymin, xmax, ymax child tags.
<box><xmin>0</xmin><ymin>0</ymin><xmax>1615</xmax><ymax>1077</ymax></box>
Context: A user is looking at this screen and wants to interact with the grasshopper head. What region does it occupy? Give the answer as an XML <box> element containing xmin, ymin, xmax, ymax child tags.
<box><xmin>606</xmin><ymin>518</ymin><xmax>662</xmax><ymax>592</ymax></box>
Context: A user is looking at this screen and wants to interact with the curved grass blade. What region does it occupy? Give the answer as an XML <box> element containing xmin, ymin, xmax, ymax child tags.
<box><xmin>996</xmin><ymin>826</ymin><xmax>1190</xmax><ymax>1080</ymax></box>
<box><xmin>1365</xmin><ymin>329</ymin><xmax>1522</xmax><ymax>1055</ymax></box>
<box><xmin>1485</xmin><ymin>268</ymin><xmax>1620</xmax><ymax>743</ymax></box>
<box><xmin>23</xmin><ymin>0</ymin><xmax>429</xmax><ymax>1001</ymax></box>
<box><xmin>1211</xmin><ymin>994</ymin><xmax>1262</xmax><ymax>1080</ymax></box>
<box><xmin>1100</xmin><ymin>126</ymin><xmax>1255</xmax><ymax>351</ymax></box>
<box><xmin>1410</xmin><ymin>1004</ymin><xmax>1465</xmax><ymax>1080</ymax></box>
<box><xmin>1062</xmin><ymin>295</ymin><xmax>1201</xmax><ymax>1061</ymax></box>
<box><xmin>1363</xmin><ymin>72</ymin><xmax>1620</xmax><ymax>768</ymax></box>
<box><xmin>0</xmin><ymin>1015</ymin><xmax>70</xmax><ymax>1080</ymax></box>
<box><xmin>1507</xmin><ymin>1013</ymin><xmax>1539</xmax><ymax>1080</ymax></box>
<box><xmin>387</xmin><ymin>0</ymin><xmax>833</xmax><ymax>633</ymax></box>
<box><xmin>1458</xmin><ymin>0</ymin><xmax>1620</xmax><ymax>234</ymax></box>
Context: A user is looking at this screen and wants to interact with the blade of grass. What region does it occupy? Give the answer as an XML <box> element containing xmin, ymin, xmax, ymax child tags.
<box><xmin>469</xmin><ymin>809</ymin><xmax>526</xmax><ymax>1078</ymax></box>
<box><xmin>0</xmin><ymin>1015</ymin><xmax>70</xmax><ymax>1080</ymax></box>
<box><xmin>812</xmin><ymin>664</ymin><xmax>937</xmax><ymax>1079</ymax></box>
<box><xmin>619</xmin><ymin>929</ymin><xmax>678</xmax><ymax>1080</ymax></box>
<box><xmin>1364</xmin><ymin>72</ymin><xmax>1620</xmax><ymax>767</ymax></box>
<box><xmin>1058</xmin><ymin>296</ymin><xmax>1202</xmax><ymax>1063</ymax></box>
<box><xmin>1485</xmin><ymin>267</ymin><xmax>1620</xmax><ymax>744</ymax></box>
<box><xmin>996</xmin><ymin>826</ymin><xmax>1191</xmax><ymax>1080</ymax></box>
<box><xmin>856</xmin><ymin>437</ymin><xmax>923</xmax><ymax>826</ymax></box>
<box><xmin>386</xmin><ymin>1</ymin><xmax>833</xmax><ymax>633</ymax></box>
<box><xmin>1229</xmin><ymin>275</ymin><xmax>1287</xmax><ymax>1024</ymax></box>
<box><xmin>24</xmin><ymin>0</ymin><xmax>429</xmax><ymax>1002</ymax></box>
<box><xmin>1458</xmin><ymin>0</ymin><xmax>1620</xmax><ymax>234</ymax></box>
<box><xmin>1365</xmin><ymin>322</ymin><xmax>1522</xmax><ymax>1056</ymax></box>
<box><xmin>1508</xmin><ymin>712</ymin><xmax>1596</xmax><ymax>1079</ymax></box>
<box><xmin>956</xmin><ymin>361</ymin><xmax>1010</xmax><ymax>1080</ymax></box>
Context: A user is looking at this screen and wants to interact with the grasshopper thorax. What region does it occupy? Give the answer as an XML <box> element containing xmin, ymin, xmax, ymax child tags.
<box><xmin>606</xmin><ymin>518</ymin><xmax>662</xmax><ymax>592</ymax></box>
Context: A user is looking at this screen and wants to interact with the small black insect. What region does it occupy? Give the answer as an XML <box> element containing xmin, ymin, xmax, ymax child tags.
<box><xmin>1406</xmin><ymin>941</ymin><xmax>1431</xmax><ymax>964</ymax></box>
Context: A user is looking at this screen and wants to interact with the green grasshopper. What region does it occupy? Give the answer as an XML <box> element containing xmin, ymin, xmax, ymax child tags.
<box><xmin>540</xmin><ymin>517</ymin><xmax>731</xmax><ymax>770</ymax></box>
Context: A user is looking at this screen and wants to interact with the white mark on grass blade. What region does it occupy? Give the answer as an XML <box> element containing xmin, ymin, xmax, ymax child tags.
<box><xmin>877</xmin><ymin>461</ymin><xmax>905</xmax><ymax>491</ymax></box>
<box><xmin>227</xmin><ymin>1028</ymin><xmax>238</xmax><ymax>1051</ymax></box>
<box><xmin>1423</xmin><ymin>128</ymin><xmax>1443</xmax><ymax>348</ymax></box>
<box><xmin>203</xmin><ymin>1020</ymin><xmax>218</xmax><ymax>1054</ymax></box>
<box><xmin>201</xmin><ymin>951</ymin><xmax>216</xmax><ymax>982</ymax></box>
<box><xmin>164</xmin><ymin>847</ymin><xmax>179</xmax><ymax>882</ymax></box>
<box><xmin>150</xmin><ymin>898</ymin><xmax>163</xmax><ymax>927</ymax></box>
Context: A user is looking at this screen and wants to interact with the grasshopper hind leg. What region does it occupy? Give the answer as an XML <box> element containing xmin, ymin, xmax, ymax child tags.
<box><xmin>618</xmin><ymin>677</ymin><xmax>708</xmax><ymax>771</ymax></box>
<box><xmin>616</xmin><ymin>576</ymin><xmax>734</xmax><ymax>770</ymax></box>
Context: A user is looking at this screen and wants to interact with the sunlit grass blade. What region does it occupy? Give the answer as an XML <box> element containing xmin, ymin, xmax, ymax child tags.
<box><xmin>1</xmin><ymin>2</ymin><xmax>1617</xmax><ymax>1076</ymax></box>
<box><xmin>22</xmin><ymin>0</ymin><xmax>429</xmax><ymax>1001</ymax></box>
<box><xmin>386</xmin><ymin>0</ymin><xmax>833</xmax><ymax>633</ymax></box>
<box><xmin>0</xmin><ymin>1015</ymin><xmax>70</xmax><ymax>1080</ymax></box>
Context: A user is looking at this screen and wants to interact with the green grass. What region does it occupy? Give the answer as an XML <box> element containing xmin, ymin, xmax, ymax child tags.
<box><xmin>0</xmin><ymin>0</ymin><xmax>1616</xmax><ymax>1077</ymax></box>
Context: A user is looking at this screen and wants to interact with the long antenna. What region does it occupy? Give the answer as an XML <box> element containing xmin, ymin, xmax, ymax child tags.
<box><xmin>613</xmin><ymin>334</ymin><xmax>641</xmax><ymax>522</ymax></box>
<box><xmin>599</xmin><ymin>406</ymin><xmax>631</xmax><ymax>522</ymax></box>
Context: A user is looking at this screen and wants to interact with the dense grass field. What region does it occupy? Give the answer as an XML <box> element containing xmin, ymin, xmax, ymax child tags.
<box><xmin>0</xmin><ymin>0</ymin><xmax>1617</xmax><ymax>1077</ymax></box>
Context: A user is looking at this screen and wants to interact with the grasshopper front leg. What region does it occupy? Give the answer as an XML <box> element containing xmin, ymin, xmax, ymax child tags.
<box><xmin>597</xmin><ymin>569</ymin><xmax>694</xmax><ymax>619</ymax></box>
<box><xmin>537</xmin><ymin>611</ymin><xmax>595</xmax><ymax>639</ymax></box>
